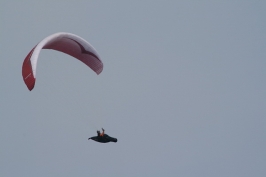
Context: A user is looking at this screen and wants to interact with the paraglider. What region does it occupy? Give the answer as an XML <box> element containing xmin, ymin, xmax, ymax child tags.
<box><xmin>88</xmin><ymin>128</ymin><xmax>118</xmax><ymax>143</ymax></box>
<box><xmin>22</xmin><ymin>33</ymin><xmax>117</xmax><ymax>144</ymax></box>
<box><xmin>22</xmin><ymin>32</ymin><xmax>103</xmax><ymax>91</ymax></box>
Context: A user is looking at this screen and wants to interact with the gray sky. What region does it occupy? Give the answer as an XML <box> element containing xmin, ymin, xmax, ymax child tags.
<box><xmin>1</xmin><ymin>1</ymin><xmax>265</xmax><ymax>177</ymax></box>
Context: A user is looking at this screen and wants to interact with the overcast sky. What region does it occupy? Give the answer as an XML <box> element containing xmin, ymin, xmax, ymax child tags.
<box><xmin>1</xmin><ymin>1</ymin><xmax>265</xmax><ymax>177</ymax></box>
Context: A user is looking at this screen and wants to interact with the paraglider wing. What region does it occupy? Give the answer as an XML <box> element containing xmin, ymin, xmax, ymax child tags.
<box><xmin>22</xmin><ymin>32</ymin><xmax>103</xmax><ymax>91</ymax></box>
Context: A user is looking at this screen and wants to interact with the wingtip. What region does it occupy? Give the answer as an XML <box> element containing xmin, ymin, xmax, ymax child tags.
<box><xmin>26</xmin><ymin>79</ymin><xmax>36</xmax><ymax>91</ymax></box>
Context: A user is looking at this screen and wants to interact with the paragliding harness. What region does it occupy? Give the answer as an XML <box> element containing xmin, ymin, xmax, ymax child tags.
<box><xmin>88</xmin><ymin>128</ymin><xmax>117</xmax><ymax>143</ymax></box>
